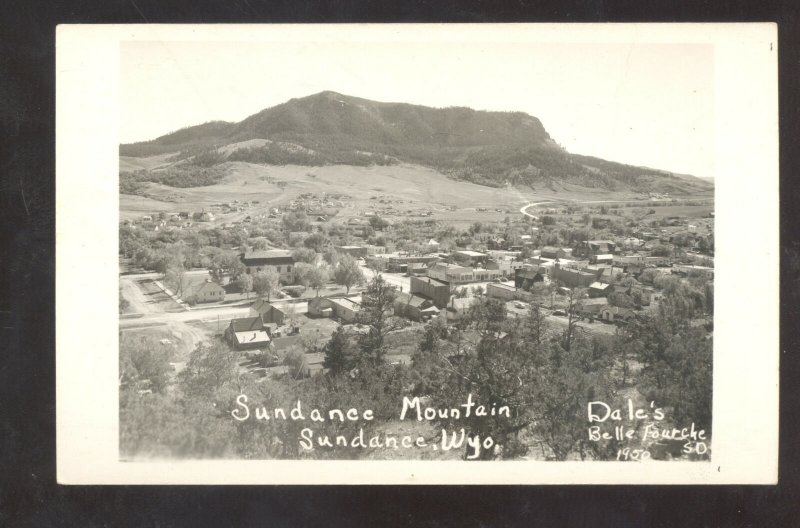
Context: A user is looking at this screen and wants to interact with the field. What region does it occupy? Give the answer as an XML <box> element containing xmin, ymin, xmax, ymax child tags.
<box><xmin>119</xmin><ymin>152</ymin><xmax>181</xmax><ymax>173</ymax></box>
<box><xmin>119</xmin><ymin>156</ymin><xmax>701</xmax><ymax>225</ymax></box>
<box><xmin>643</xmin><ymin>204</ymin><xmax>714</xmax><ymax>219</ymax></box>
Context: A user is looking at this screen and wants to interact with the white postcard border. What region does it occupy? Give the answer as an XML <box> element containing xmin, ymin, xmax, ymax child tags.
<box><xmin>56</xmin><ymin>23</ymin><xmax>778</xmax><ymax>484</ymax></box>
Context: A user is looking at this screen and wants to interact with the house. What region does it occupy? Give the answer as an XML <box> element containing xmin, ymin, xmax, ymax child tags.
<box><xmin>426</xmin><ymin>239</ymin><xmax>441</xmax><ymax>252</ymax></box>
<box><xmin>672</xmin><ymin>265</ymin><xmax>714</xmax><ymax>279</ymax></box>
<box><xmin>515</xmin><ymin>268</ymin><xmax>545</xmax><ymax>291</ymax></box>
<box><xmin>487</xmin><ymin>237</ymin><xmax>507</xmax><ymax>250</ymax></box>
<box><xmin>614</xmin><ymin>254</ymin><xmax>646</xmax><ymax>266</ymax></box>
<box><xmin>409</xmin><ymin>276</ymin><xmax>451</xmax><ymax>308</ymax></box>
<box><xmin>240</xmin><ymin>250</ymin><xmax>295</xmax><ymax>283</ymax></box>
<box><xmin>427</xmin><ymin>263</ymin><xmax>502</xmax><ymax>285</ymax></box>
<box><xmin>307</xmin><ymin>296</ymin><xmax>361</xmax><ymax>323</ymax></box>
<box><xmin>590</xmin><ymin>254</ymin><xmax>614</xmax><ymax>265</ymax></box>
<box><xmin>621</xmin><ymin>237</ymin><xmax>642</xmax><ymax>248</ymax></box>
<box><xmin>446</xmin><ymin>297</ymin><xmax>476</xmax><ymax>320</ymax></box>
<box><xmin>184</xmin><ymin>279</ymin><xmax>225</xmax><ymax>304</ymax></box>
<box><xmin>249</xmin><ymin>299</ymin><xmax>288</xmax><ymax>325</ymax></box>
<box><xmin>576</xmin><ymin>298</ymin><xmax>608</xmax><ymax>318</ymax></box>
<box><xmin>387</xmin><ymin>255</ymin><xmax>440</xmax><ymax>273</ymax></box>
<box><xmin>486</xmin><ymin>258</ymin><xmax>524</xmax><ymax>276</ymax></box>
<box><xmin>407</xmin><ymin>262</ymin><xmax>430</xmax><ymax>276</ymax></box>
<box><xmin>335</xmin><ymin>246</ymin><xmax>368</xmax><ymax>258</ymax></box>
<box><xmin>599</xmin><ymin>305</ymin><xmax>635</xmax><ymax>324</ymax></box>
<box><xmin>366</xmin><ymin>245</ymin><xmax>387</xmax><ymax>256</ymax></box>
<box><xmin>588</xmin><ymin>282</ymin><xmax>613</xmax><ymax>298</ymax></box>
<box><xmin>393</xmin><ymin>292</ymin><xmax>440</xmax><ymax>321</ymax></box>
<box><xmin>643</xmin><ymin>255</ymin><xmax>672</xmax><ymax>267</ymax></box>
<box><xmin>551</xmin><ymin>263</ymin><xmax>603</xmax><ymax>289</ymax></box>
<box><xmin>486</xmin><ymin>282</ymin><xmax>517</xmax><ymax>301</ymax></box>
<box><xmin>540</xmin><ymin>246</ymin><xmax>566</xmax><ymax>260</ymax></box>
<box><xmin>141</xmin><ymin>215</ymin><xmax>152</xmax><ymax>222</ymax></box>
<box><xmin>574</xmin><ymin>240</ymin><xmax>617</xmax><ymax>258</ymax></box>
<box><xmin>452</xmin><ymin>250</ymin><xmax>489</xmax><ymax>267</ymax></box>
<box><xmin>225</xmin><ymin>317</ymin><xmax>271</xmax><ymax>350</ymax></box>
<box><xmin>428</xmin><ymin>263</ymin><xmax>474</xmax><ymax>284</ymax></box>
<box><xmin>472</xmin><ymin>268</ymin><xmax>503</xmax><ymax>282</ymax></box>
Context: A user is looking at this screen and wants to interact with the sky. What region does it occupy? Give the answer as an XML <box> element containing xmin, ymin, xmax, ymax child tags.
<box><xmin>120</xmin><ymin>39</ymin><xmax>714</xmax><ymax>178</ymax></box>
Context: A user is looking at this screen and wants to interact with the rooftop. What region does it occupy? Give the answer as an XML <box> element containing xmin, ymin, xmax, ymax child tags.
<box><xmin>412</xmin><ymin>276</ymin><xmax>449</xmax><ymax>287</ymax></box>
<box><xmin>489</xmin><ymin>283</ymin><xmax>516</xmax><ymax>291</ymax></box>
<box><xmin>185</xmin><ymin>279</ymin><xmax>224</xmax><ymax>296</ymax></box>
<box><xmin>233</xmin><ymin>330</ymin><xmax>270</xmax><ymax>345</ymax></box>
<box><xmin>230</xmin><ymin>316</ymin><xmax>265</xmax><ymax>333</ymax></box>
<box><xmin>329</xmin><ymin>297</ymin><xmax>362</xmax><ymax>310</ymax></box>
<box><xmin>395</xmin><ymin>292</ymin><xmax>435</xmax><ymax>308</ymax></box>
<box><xmin>242</xmin><ymin>249</ymin><xmax>293</xmax><ymax>260</ymax></box>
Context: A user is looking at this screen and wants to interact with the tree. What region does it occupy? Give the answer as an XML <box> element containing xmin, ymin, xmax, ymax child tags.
<box><xmin>628</xmin><ymin>302</ymin><xmax>713</xmax><ymax>433</ymax></box>
<box><xmin>303</xmin><ymin>233</ymin><xmax>329</xmax><ymax>253</ymax></box>
<box><xmin>281</xmin><ymin>211</ymin><xmax>311</xmax><ymax>232</ymax></box>
<box><xmin>235</xmin><ymin>274</ymin><xmax>253</xmax><ymax>299</ymax></box>
<box><xmin>165</xmin><ymin>261</ymin><xmax>188</xmax><ymax>298</ymax></box>
<box><xmin>322</xmin><ymin>326</ymin><xmax>360</xmax><ymax>375</ymax></box>
<box><xmin>292</xmin><ymin>247</ymin><xmax>318</xmax><ymax>265</ymax></box>
<box><xmin>651</xmin><ymin>244</ymin><xmax>672</xmax><ymax>257</ymax></box>
<box><xmin>413</xmin><ymin>298</ymin><xmax>550</xmax><ymax>459</ymax></box>
<box><xmin>534</xmin><ymin>334</ymin><xmax>616</xmax><ymax>461</ymax></box>
<box><xmin>561</xmin><ymin>286</ymin><xmax>586</xmax><ymax>353</ymax></box>
<box><xmin>296</xmin><ymin>263</ymin><xmax>329</xmax><ymax>296</ymax></box>
<box><xmin>368</xmin><ymin>215</ymin><xmax>389</xmax><ymax>230</ymax></box>
<box><xmin>119</xmin><ymin>334</ymin><xmax>173</xmax><ymax>394</ymax></box>
<box><xmin>209</xmin><ymin>251</ymin><xmax>244</xmax><ymax>284</ymax></box>
<box><xmin>357</xmin><ymin>274</ymin><xmax>400</xmax><ymax>365</ymax></box>
<box><xmin>607</xmin><ymin>291</ymin><xmax>635</xmax><ymax>309</ymax></box>
<box><xmin>253</xmin><ymin>268</ymin><xmax>280</xmax><ymax>301</ymax></box>
<box><xmin>178</xmin><ymin>340</ymin><xmax>243</xmax><ymax>402</ymax></box>
<box><xmin>333</xmin><ymin>254</ymin><xmax>365</xmax><ymax>294</ymax></box>
<box><xmin>251</xmin><ymin>237</ymin><xmax>270</xmax><ymax>250</ymax></box>
<box><xmin>284</xmin><ymin>350</ymin><xmax>308</xmax><ymax>379</ymax></box>
<box><xmin>322</xmin><ymin>247</ymin><xmax>340</xmax><ymax>267</ymax></box>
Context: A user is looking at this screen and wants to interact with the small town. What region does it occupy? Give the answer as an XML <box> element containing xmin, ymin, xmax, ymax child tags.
<box><xmin>120</xmin><ymin>190</ymin><xmax>714</xmax><ymax>461</ymax></box>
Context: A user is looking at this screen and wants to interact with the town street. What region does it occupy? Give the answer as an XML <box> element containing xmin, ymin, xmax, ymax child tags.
<box><xmin>359</xmin><ymin>263</ymin><xmax>411</xmax><ymax>292</ymax></box>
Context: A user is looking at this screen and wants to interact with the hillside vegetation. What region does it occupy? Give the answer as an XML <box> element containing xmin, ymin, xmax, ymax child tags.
<box><xmin>120</xmin><ymin>91</ymin><xmax>713</xmax><ymax>195</ymax></box>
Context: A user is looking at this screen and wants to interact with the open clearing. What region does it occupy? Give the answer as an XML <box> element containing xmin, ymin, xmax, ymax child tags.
<box><xmin>119</xmin><ymin>156</ymin><xmax>702</xmax><ymax>224</ymax></box>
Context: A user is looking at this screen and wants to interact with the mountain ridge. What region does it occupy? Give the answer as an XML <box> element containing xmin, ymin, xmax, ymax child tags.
<box><xmin>120</xmin><ymin>91</ymin><xmax>713</xmax><ymax>195</ymax></box>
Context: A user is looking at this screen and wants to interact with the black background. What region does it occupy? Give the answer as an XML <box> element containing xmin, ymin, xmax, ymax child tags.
<box><xmin>1</xmin><ymin>1</ymin><xmax>798</xmax><ymax>526</ymax></box>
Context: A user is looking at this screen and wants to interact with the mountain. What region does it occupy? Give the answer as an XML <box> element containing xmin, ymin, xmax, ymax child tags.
<box><xmin>120</xmin><ymin>91</ymin><xmax>713</xmax><ymax>194</ymax></box>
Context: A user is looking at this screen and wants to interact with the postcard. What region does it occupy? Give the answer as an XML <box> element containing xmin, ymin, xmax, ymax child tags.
<box><xmin>56</xmin><ymin>23</ymin><xmax>778</xmax><ymax>484</ymax></box>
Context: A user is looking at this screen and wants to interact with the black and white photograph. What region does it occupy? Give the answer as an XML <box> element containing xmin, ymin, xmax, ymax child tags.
<box><xmin>56</xmin><ymin>24</ymin><xmax>778</xmax><ymax>484</ymax></box>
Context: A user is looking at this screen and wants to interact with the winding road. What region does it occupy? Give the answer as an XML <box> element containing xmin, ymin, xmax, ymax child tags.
<box><xmin>519</xmin><ymin>196</ymin><xmax>714</xmax><ymax>220</ymax></box>
<box><xmin>519</xmin><ymin>201</ymin><xmax>554</xmax><ymax>220</ymax></box>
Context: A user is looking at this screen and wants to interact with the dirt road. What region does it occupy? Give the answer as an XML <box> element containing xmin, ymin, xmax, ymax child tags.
<box><xmin>120</xmin><ymin>276</ymin><xmax>154</xmax><ymax>314</ymax></box>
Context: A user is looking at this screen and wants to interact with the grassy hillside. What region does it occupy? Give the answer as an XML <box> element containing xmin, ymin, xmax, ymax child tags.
<box><xmin>120</xmin><ymin>91</ymin><xmax>713</xmax><ymax>195</ymax></box>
